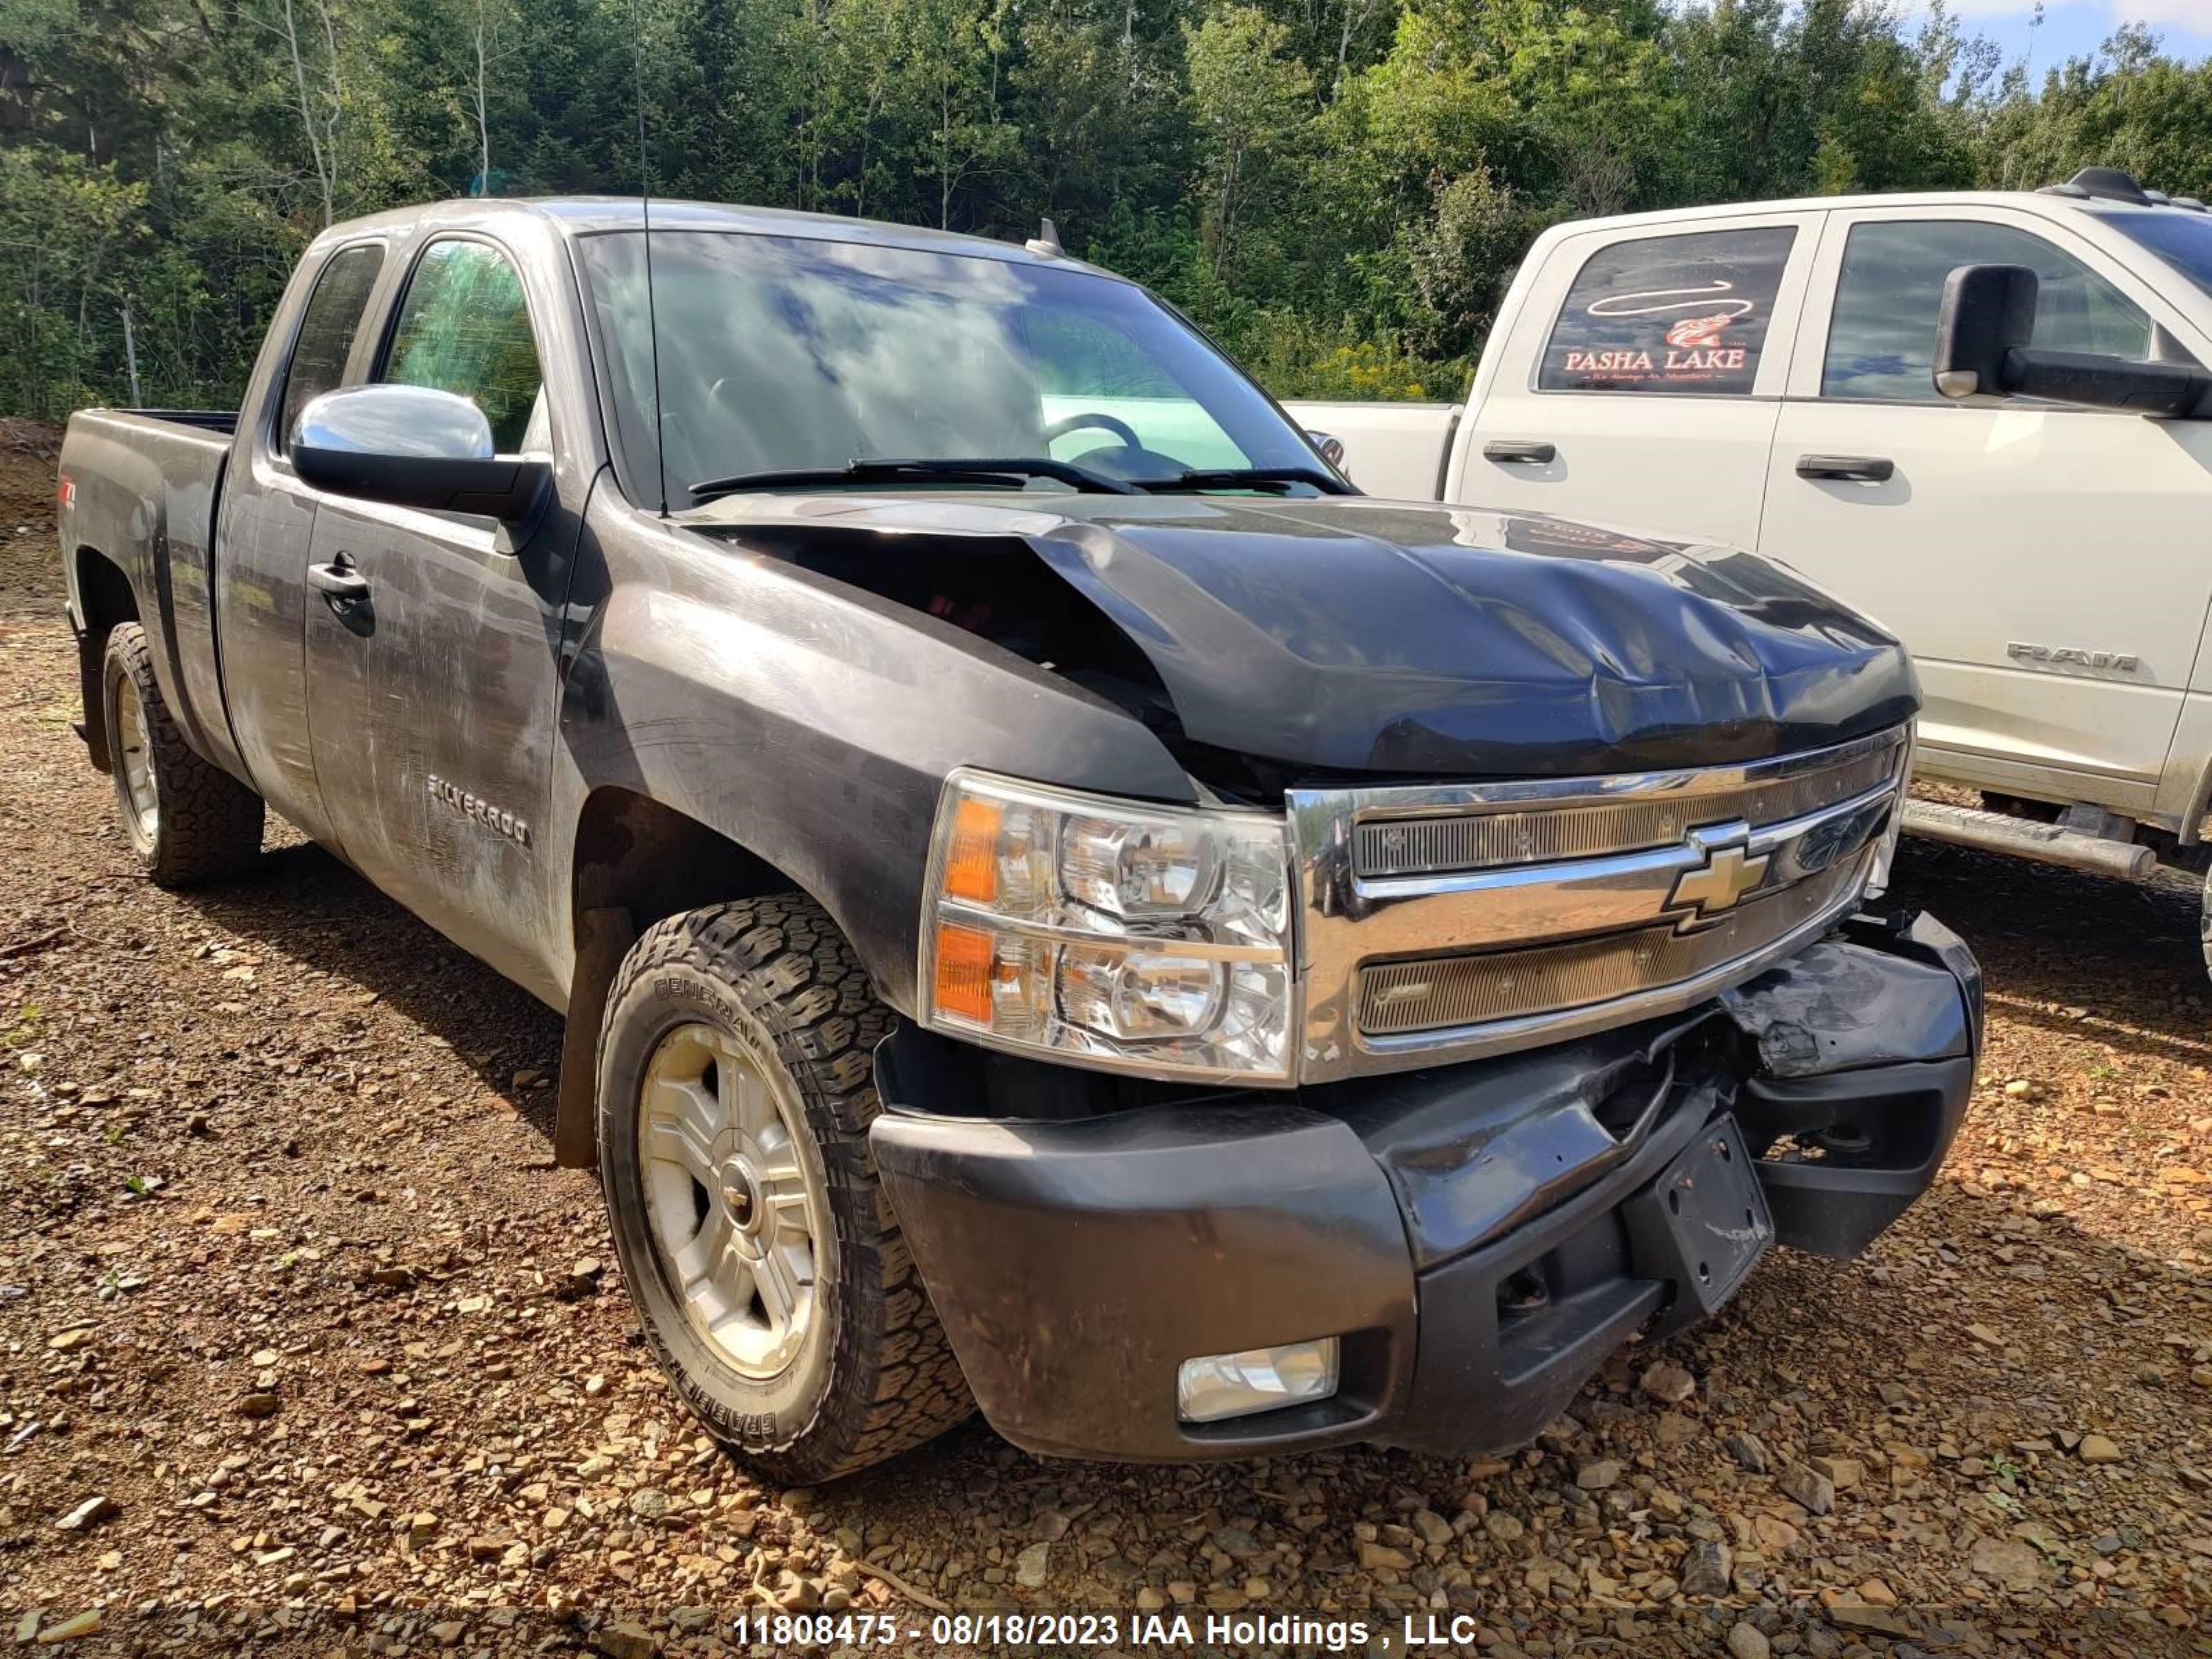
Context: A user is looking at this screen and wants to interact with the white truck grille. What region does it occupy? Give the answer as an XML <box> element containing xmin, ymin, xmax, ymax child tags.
<box><xmin>1286</xmin><ymin>727</ymin><xmax>1911</xmax><ymax>1082</ymax></box>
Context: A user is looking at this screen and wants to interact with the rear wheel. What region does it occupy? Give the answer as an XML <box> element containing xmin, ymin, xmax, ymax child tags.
<box><xmin>101</xmin><ymin>622</ymin><xmax>265</xmax><ymax>886</ymax></box>
<box><xmin>596</xmin><ymin>896</ymin><xmax>973</xmax><ymax>1482</ymax></box>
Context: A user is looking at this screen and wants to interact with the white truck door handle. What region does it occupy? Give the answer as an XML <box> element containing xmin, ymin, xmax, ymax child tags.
<box><xmin>1483</xmin><ymin>440</ymin><xmax>1557</xmax><ymax>465</ymax></box>
<box><xmin>1796</xmin><ymin>453</ymin><xmax>1895</xmax><ymax>483</ymax></box>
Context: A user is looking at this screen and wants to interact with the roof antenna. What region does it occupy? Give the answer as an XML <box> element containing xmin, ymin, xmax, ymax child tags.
<box><xmin>631</xmin><ymin>0</ymin><xmax>668</xmax><ymax>515</ymax></box>
<box><xmin>1026</xmin><ymin>217</ymin><xmax>1062</xmax><ymax>258</ymax></box>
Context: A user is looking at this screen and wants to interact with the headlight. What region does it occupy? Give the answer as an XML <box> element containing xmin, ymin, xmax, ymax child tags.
<box><xmin>919</xmin><ymin>771</ymin><xmax>1295</xmax><ymax>1082</ymax></box>
<box><xmin>1864</xmin><ymin>727</ymin><xmax>1917</xmax><ymax>902</ymax></box>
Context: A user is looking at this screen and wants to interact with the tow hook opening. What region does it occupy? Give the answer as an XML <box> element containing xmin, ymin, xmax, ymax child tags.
<box><xmin>1498</xmin><ymin>1266</ymin><xmax>1550</xmax><ymax>1318</ymax></box>
<box><xmin>1809</xmin><ymin>1122</ymin><xmax>1874</xmax><ymax>1160</ymax></box>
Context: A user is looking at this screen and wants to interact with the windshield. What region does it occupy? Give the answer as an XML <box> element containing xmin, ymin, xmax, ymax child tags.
<box><xmin>2103</xmin><ymin>208</ymin><xmax>2212</xmax><ymax>301</ymax></box>
<box><xmin>577</xmin><ymin>229</ymin><xmax>1320</xmax><ymax>505</ymax></box>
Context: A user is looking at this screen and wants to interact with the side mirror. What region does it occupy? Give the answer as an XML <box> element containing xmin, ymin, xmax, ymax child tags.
<box><xmin>1307</xmin><ymin>429</ymin><xmax>1347</xmax><ymax>469</ymax></box>
<box><xmin>1931</xmin><ymin>263</ymin><xmax>2038</xmax><ymax>401</ymax></box>
<box><xmin>292</xmin><ymin>384</ymin><xmax>551</xmax><ymax>520</ymax></box>
<box><xmin>1934</xmin><ymin>262</ymin><xmax>2208</xmax><ymax>417</ymax></box>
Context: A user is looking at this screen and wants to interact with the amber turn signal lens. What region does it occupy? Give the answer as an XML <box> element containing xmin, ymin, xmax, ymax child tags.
<box><xmin>942</xmin><ymin>796</ymin><xmax>1003</xmax><ymax>904</ymax></box>
<box><xmin>932</xmin><ymin>922</ymin><xmax>997</xmax><ymax>1026</ymax></box>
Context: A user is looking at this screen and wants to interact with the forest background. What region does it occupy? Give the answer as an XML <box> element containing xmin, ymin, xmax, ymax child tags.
<box><xmin>7</xmin><ymin>0</ymin><xmax>2211</xmax><ymax>417</ymax></box>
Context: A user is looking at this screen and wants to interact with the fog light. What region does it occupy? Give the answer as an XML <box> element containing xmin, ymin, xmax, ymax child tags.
<box><xmin>1176</xmin><ymin>1338</ymin><xmax>1340</xmax><ymax>1423</ymax></box>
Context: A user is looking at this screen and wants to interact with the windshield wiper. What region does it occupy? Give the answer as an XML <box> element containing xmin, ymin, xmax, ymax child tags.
<box><xmin>1127</xmin><ymin>465</ymin><xmax>1353</xmax><ymax>496</ymax></box>
<box><xmin>690</xmin><ymin>456</ymin><xmax>1139</xmax><ymax>503</ymax></box>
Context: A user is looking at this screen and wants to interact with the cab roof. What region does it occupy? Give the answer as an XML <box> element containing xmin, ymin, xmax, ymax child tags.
<box><xmin>1546</xmin><ymin>185</ymin><xmax>2208</xmax><ymax>240</ymax></box>
<box><xmin>308</xmin><ymin>195</ymin><xmax>1113</xmax><ymax>278</ymax></box>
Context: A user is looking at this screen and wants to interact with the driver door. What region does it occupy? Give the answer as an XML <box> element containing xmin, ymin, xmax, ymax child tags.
<box><xmin>301</xmin><ymin>234</ymin><xmax>572</xmax><ymax>982</ymax></box>
<box><xmin>1757</xmin><ymin>206</ymin><xmax>2212</xmax><ymax>811</ymax></box>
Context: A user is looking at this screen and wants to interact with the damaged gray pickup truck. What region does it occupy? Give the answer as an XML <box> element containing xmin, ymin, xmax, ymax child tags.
<box><xmin>57</xmin><ymin>197</ymin><xmax>1979</xmax><ymax>1481</ymax></box>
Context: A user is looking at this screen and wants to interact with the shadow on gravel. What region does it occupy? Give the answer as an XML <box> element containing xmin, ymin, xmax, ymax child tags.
<box><xmin>1886</xmin><ymin>838</ymin><xmax>2212</xmax><ymax>1047</ymax></box>
<box><xmin>176</xmin><ymin>838</ymin><xmax>569</xmax><ymax>1145</ymax></box>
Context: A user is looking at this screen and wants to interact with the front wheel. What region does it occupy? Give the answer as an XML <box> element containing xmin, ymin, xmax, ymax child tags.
<box><xmin>101</xmin><ymin>622</ymin><xmax>265</xmax><ymax>886</ymax></box>
<box><xmin>595</xmin><ymin>897</ymin><xmax>973</xmax><ymax>1482</ymax></box>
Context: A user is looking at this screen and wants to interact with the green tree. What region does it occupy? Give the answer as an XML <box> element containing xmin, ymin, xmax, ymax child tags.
<box><xmin>0</xmin><ymin>147</ymin><xmax>144</xmax><ymax>416</ymax></box>
<box><xmin>7</xmin><ymin>0</ymin><xmax>2212</xmax><ymax>416</ymax></box>
<box><xmin>1185</xmin><ymin>5</ymin><xmax>1313</xmax><ymax>286</ymax></box>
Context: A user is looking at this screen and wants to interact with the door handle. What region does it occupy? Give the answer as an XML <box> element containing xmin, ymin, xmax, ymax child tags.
<box><xmin>1795</xmin><ymin>453</ymin><xmax>1895</xmax><ymax>482</ymax></box>
<box><xmin>1483</xmin><ymin>439</ymin><xmax>1557</xmax><ymax>465</ymax></box>
<box><xmin>308</xmin><ymin>555</ymin><xmax>370</xmax><ymax>604</ymax></box>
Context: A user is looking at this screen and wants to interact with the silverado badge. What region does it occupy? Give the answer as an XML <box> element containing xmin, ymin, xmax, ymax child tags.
<box><xmin>425</xmin><ymin>774</ymin><xmax>532</xmax><ymax>847</ymax></box>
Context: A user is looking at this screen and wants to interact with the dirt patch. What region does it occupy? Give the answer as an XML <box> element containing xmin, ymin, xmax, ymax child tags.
<box><xmin>0</xmin><ymin>420</ymin><xmax>62</xmax><ymax>615</ymax></box>
<box><xmin>1</xmin><ymin>442</ymin><xmax>2209</xmax><ymax>1652</ymax></box>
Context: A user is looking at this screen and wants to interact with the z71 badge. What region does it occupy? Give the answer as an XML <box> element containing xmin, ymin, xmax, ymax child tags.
<box><xmin>425</xmin><ymin>774</ymin><xmax>531</xmax><ymax>847</ymax></box>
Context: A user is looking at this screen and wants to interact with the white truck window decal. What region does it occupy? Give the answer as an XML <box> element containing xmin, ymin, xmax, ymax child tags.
<box><xmin>1541</xmin><ymin>227</ymin><xmax>1794</xmax><ymax>397</ymax></box>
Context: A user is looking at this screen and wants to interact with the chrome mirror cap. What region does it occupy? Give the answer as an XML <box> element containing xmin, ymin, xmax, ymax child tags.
<box><xmin>292</xmin><ymin>384</ymin><xmax>494</xmax><ymax>462</ymax></box>
<box><xmin>291</xmin><ymin>384</ymin><xmax>547</xmax><ymax>522</ymax></box>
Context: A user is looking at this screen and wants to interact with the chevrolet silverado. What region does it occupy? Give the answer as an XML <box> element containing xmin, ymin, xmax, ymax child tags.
<box><xmin>57</xmin><ymin>196</ymin><xmax>1979</xmax><ymax>1480</ymax></box>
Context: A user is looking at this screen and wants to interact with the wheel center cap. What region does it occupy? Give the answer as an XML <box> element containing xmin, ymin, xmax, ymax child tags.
<box><xmin>719</xmin><ymin>1160</ymin><xmax>765</xmax><ymax>1237</ymax></box>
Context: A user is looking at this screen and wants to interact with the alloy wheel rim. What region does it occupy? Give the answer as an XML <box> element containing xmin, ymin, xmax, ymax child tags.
<box><xmin>637</xmin><ymin>1022</ymin><xmax>821</xmax><ymax>1379</ymax></box>
<box><xmin>115</xmin><ymin>675</ymin><xmax>158</xmax><ymax>848</ymax></box>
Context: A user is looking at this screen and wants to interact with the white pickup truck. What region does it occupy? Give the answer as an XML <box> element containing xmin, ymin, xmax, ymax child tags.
<box><xmin>1289</xmin><ymin>167</ymin><xmax>2212</xmax><ymax>970</ymax></box>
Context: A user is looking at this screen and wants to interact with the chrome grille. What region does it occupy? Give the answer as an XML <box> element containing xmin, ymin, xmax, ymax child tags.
<box><xmin>1357</xmin><ymin>858</ymin><xmax>1865</xmax><ymax>1036</ymax></box>
<box><xmin>1354</xmin><ymin>735</ymin><xmax>1904</xmax><ymax>878</ymax></box>
<box><xmin>1286</xmin><ymin>726</ymin><xmax>1912</xmax><ymax>1082</ymax></box>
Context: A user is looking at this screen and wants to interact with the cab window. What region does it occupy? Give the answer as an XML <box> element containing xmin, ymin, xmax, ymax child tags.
<box><xmin>279</xmin><ymin>244</ymin><xmax>385</xmax><ymax>450</ymax></box>
<box><xmin>381</xmin><ymin>239</ymin><xmax>545</xmax><ymax>453</ymax></box>
<box><xmin>1823</xmin><ymin>221</ymin><xmax>2154</xmax><ymax>402</ymax></box>
<box><xmin>1539</xmin><ymin>226</ymin><xmax>1797</xmax><ymax>395</ymax></box>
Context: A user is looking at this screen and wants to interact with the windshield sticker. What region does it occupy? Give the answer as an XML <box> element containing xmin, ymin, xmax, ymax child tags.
<box><xmin>1541</xmin><ymin>227</ymin><xmax>1796</xmax><ymax>395</ymax></box>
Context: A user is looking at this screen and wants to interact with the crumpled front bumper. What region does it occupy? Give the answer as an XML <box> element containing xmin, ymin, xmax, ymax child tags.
<box><xmin>869</xmin><ymin>910</ymin><xmax>1980</xmax><ymax>1463</ymax></box>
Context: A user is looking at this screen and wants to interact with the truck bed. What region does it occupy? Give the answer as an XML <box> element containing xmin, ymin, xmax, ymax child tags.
<box><xmin>1280</xmin><ymin>399</ymin><xmax>1459</xmax><ymax>502</ymax></box>
<box><xmin>112</xmin><ymin>409</ymin><xmax>239</xmax><ymax>437</ymax></box>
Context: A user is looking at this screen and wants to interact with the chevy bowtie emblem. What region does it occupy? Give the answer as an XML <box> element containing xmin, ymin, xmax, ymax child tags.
<box><xmin>1663</xmin><ymin>837</ymin><xmax>1770</xmax><ymax>930</ymax></box>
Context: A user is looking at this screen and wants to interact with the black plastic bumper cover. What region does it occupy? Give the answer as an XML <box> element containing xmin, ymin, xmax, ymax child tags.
<box><xmin>870</xmin><ymin>910</ymin><xmax>1980</xmax><ymax>1463</ymax></box>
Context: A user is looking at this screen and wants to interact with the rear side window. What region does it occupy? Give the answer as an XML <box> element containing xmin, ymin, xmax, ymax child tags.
<box><xmin>279</xmin><ymin>244</ymin><xmax>385</xmax><ymax>449</ymax></box>
<box><xmin>381</xmin><ymin>239</ymin><xmax>545</xmax><ymax>453</ymax></box>
<box><xmin>1824</xmin><ymin>220</ymin><xmax>2154</xmax><ymax>402</ymax></box>
<box><xmin>1539</xmin><ymin>227</ymin><xmax>1797</xmax><ymax>395</ymax></box>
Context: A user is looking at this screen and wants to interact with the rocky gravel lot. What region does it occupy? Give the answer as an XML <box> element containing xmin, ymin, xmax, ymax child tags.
<box><xmin>3</xmin><ymin>427</ymin><xmax>2211</xmax><ymax>1657</ymax></box>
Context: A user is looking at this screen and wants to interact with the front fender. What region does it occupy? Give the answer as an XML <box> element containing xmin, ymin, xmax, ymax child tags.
<box><xmin>548</xmin><ymin>503</ymin><xmax>1197</xmax><ymax>1014</ymax></box>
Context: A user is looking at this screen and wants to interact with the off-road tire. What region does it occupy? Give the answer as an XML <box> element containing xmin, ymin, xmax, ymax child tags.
<box><xmin>596</xmin><ymin>896</ymin><xmax>973</xmax><ymax>1482</ymax></box>
<box><xmin>101</xmin><ymin>622</ymin><xmax>265</xmax><ymax>886</ymax></box>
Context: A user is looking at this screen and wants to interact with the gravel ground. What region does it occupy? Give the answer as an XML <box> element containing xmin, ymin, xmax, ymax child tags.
<box><xmin>3</xmin><ymin>427</ymin><xmax>2211</xmax><ymax>1657</ymax></box>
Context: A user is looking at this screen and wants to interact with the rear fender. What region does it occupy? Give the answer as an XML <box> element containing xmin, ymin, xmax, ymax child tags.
<box><xmin>58</xmin><ymin>411</ymin><xmax>234</xmax><ymax>772</ymax></box>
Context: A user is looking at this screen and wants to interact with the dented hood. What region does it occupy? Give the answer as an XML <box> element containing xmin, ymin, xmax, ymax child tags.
<box><xmin>1024</xmin><ymin>496</ymin><xmax>1917</xmax><ymax>776</ymax></box>
<box><xmin>697</xmin><ymin>492</ymin><xmax>1918</xmax><ymax>778</ymax></box>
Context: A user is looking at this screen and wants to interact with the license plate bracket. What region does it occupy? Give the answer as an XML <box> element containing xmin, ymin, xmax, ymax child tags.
<box><xmin>1623</xmin><ymin>1114</ymin><xmax>1773</xmax><ymax>1336</ymax></box>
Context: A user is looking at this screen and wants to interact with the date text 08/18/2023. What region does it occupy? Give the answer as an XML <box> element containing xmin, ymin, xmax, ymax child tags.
<box><xmin>733</xmin><ymin>1611</ymin><xmax>1505</xmax><ymax>1650</ymax></box>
